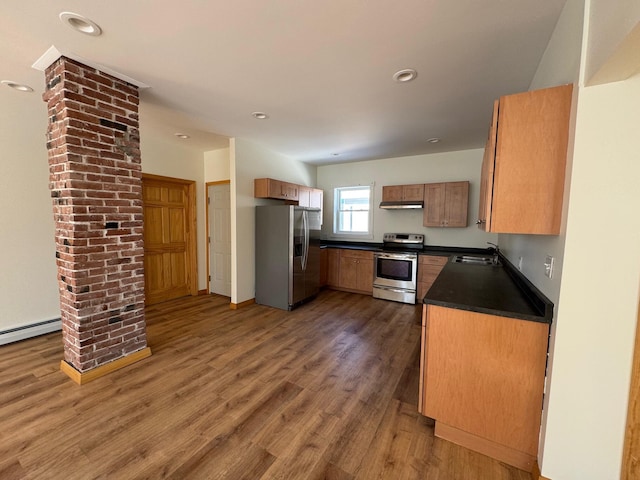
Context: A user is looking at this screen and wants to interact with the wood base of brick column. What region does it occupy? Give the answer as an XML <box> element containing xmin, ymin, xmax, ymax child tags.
<box><xmin>60</xmin><ymin>347</ymin><xmax>152</xmax><ymax>385</ymax></box>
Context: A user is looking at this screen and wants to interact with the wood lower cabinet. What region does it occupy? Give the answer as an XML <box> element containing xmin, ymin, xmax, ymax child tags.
<box><xmin>326</xmin><ymin>248</ymin><xmax>373</xmax><ymax>295</ymax></box>
<box><xmin>477</xmin><ymin>84</ymin><xmax>572</xmax><ymax>234</ymax></box>
<box><xmin>326</xmin><ymin>248</ymin><xmax>341</xmax><ymax>288</ymax></box>
<box><xmin>339</xmin><ymin>250</ymin><xmax>373</xmax><ymax>294</ymax></box>
<box><xmin>416</xmin><ymin>255</ymin><xmax>448</xmax><ymax>301</ymax></box>
<box><xmin>423</xmin><ymin>182</ymin><xmax>469</xmax><ymax>227</ymax></box>
<box><xmin>419</xmin><ymin>304</ymin><xmax>550</xmax><ymax>471</ymax></box>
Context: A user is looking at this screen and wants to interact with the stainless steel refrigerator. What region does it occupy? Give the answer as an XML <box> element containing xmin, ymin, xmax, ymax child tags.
<box><xmin>255</xmin><ymin>205</ymin><xmax>322</xmax><ymax>310</ymax></box>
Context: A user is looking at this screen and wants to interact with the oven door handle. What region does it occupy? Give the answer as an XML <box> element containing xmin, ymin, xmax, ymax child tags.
<box><xmin>373</xmin><ymin>285</ymin><xmax>415</xmax><ymax>294</ymax></box>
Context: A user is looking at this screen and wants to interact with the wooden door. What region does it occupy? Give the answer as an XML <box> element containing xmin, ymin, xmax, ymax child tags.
<box><xmin>142</xmin><ymin>174</ymin><xmax>197</xmax><ymax>305</ymax></box>
<box><xmin>208</xmin><ymin>182</ymin><xmax>231</xmax><ymax>297</ymax></box>
<box><xmin>623</xmin><ymin>299</ymin><xmax>640</xmax><ymax>479</ymax></box>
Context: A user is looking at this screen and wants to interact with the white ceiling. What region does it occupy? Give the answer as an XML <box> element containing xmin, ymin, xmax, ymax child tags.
<box><xmin>0</xmin><ymin>0</ymin><xmax>567</xmax><ymax>165</ymax></box>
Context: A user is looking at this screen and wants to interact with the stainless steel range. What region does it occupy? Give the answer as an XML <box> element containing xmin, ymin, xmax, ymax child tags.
<box><xmin>372</xmin><ymin>233</ymin><xmax>424</xmax><ymax>304</ymax></box>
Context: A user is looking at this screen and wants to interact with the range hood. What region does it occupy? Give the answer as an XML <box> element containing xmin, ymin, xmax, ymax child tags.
<box><xmin>379</xmin><ymin>200</ymin><xmax>424</xmax><ymax>209</ymax></box>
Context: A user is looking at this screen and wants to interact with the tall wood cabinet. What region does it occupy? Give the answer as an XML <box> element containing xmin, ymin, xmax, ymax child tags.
<box><xmin>423</xmin><ymin>182</ymin><xmax>469</xmax><ymax>227</ymax></box>
<box><xmin>477</xmin><ymin>84</ymin><xmax>573</xmax><ymax>235</ymax></box>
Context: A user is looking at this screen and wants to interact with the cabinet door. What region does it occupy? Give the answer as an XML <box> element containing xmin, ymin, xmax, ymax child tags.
<box><xmin>327</xmin><ymin>249</ymin><xmax>340</xmax><ymax>287</ymax></box>
<box><xmin>417</xmin><ymin>256</ymin><xmax>447</xmax><ymax>300</ymax></box>
<box><xmin>423</xmin><ymin>305</ymin><xmax>549</xmax><ymax>458</ymax></box>
<box><xmin>423</xmin><ymin>183</ymin><xmax>445</xmax><ymax>226</ymax></box>
<box><xmin>382</xmin><ymin>185</ymin><xmax>403</xmax><ymax>202</ymax></box>
<box><xmin>356</xmin><ymin>252</ymin><xmax>373</xmax><ymax>293</ymax></box>
<box><xmin>444</xmin><ymin>181</ymin><xmax>469</xmax><ymax>227</ymax></box>
<box><xmin>339</xmin><ymin>256</ymin><xmax>359</xmax><ymax>290</ymax></box>
<box><xmin>490</xmin><ymin>85</ymin><xmax>572</xmax><ymax>234</ymax></box>
<box><xmin>402</xmin><ymin>184</ymin><xmax>425</xmax><ymax>201</ymax></box>
<box><xmin>280</xmin><ymin>182</ymin><xmax>299</xmax><ymax>201</ymax></box>
<box><xmin>309</xmin><ymin>188</ymin><xmax>323</xmax><ymax>209</ymax></box>
<box><xmin>298</xmin><ymin>186</ymin><xmax>311</xmax><ymax>207</ymax></box>
<box><xmin>319</xmin><ymin>248</ymin><xmax>328</xmax><ymax>287</ymax></box>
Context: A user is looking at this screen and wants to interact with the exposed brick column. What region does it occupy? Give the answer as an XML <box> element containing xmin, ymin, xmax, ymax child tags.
<box><xmin>43</xmin><ymin>57</ymin><xmax>149</xmax><ymax>376</ymax></box>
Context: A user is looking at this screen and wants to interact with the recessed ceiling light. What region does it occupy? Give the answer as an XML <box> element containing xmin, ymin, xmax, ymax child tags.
<box><xmin>59</xmin><ymin>12</ymin><xmax>102</xmax><ymax>36</ymax></box>
<box><xmin>427</xmin><ymin>137</ymin><xmax>441</xmax><ymax>144</ymax></box>
<box><xmin>252</xmin><ymin>112</ymin><xmax>269</xmax><ymax>120</ymax></box>
<box><xmin>174</xmin><ymin>133</ymin><xmax>190</xmax><ymax>139</ymax></box>
<box><xmin>393</xmin><ymin>69</ymin><xmax>418</xmax><ymax>83</ymax></box>
<box><xmin>1</xmin><ymin>80</ymin><xmax>34</xmax><ymax>92</ymax></box>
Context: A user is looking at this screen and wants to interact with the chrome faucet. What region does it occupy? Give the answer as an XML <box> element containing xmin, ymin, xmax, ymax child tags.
<box><xmin>487</xmin><ymin>242</ymin><xmax>500</xmax><ymax>265</ymax></box>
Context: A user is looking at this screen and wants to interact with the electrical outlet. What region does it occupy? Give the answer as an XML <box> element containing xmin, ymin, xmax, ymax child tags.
<box><xmin>544</xmin><ymin>255</ymin><xmax>554</xmax><ymax>278</ymax></box>
<box><xmin>518</xmin><ymin>256</ymin><xmax>523</xmax><ymax>271</ymax></box>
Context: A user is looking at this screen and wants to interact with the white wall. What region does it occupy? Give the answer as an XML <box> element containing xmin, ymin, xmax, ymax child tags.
<box><xmin>230</xmin><ymin>138</ymin><xmax>316</xmax><ymax>304</ymax></box>
<box><xmin>585</xmin><ymin>0</ymin><xmax>640</xmax><ymax>84</ymax></box>
<box><xmin>0</xmin><ymin>88</ymin><xmax>59</xmax><ymax>332</ymax></box>
<box><xmin>317</xmin><ymin>149</ymin><xmax>498</xmax><ymax>248</ymax></box>
<box><xmin>204</xmin><ymin>147</ymin><xmax>230</xmax><ymax>182</ymax></box>
<box><xmin>542</xmin><ymin>69</ymin><xmax>640</xmax><ymax>480</ymax></box>
<box><xmin>516</xmin><ymin>0</ymin><xmax>640</xmax><ymax>478</ymax></box>
<box><xmin>138</xmin><ymin>126</ymin><xmax>208</xmax><ymax>291</ymax></box>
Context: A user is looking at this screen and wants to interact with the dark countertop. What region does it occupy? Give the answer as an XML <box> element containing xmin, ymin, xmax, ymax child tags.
<box><xmin>423</xmin><ymin>256</ymin><xmax>553</xmax><ymax>324</ymax></box>
<box><xmin>320</xmin><ymin>240</ymin><xmax>553</xmax><ymax>324</ymax></box>
<box><xmin>321</xmin><ymin>240</ymin><xmax>494</xmax><ymax>257</ymax></box>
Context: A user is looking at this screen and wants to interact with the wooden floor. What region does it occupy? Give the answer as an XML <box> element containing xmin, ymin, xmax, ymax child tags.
<box><xmin>0</xmin><ymin>290</ymin><xmax>531</xmax><ymax>480</ymax></box>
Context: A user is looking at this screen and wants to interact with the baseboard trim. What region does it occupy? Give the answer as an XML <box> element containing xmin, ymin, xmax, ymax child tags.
<box><xmin>197</xmin><ymin>289</ymin><xmax>208</xmax><ymax>296</ymax></box>
<box><xmin>434</xmin><ymin>421</ymin><xmax>535</xmax><ymax>472</ymax></box>
<box><xmin>230</xmin><ymin>298</ymin><xmax>255</xmax><ymax>310</ymax></box>
<box><xmin>60</xmin><ymin>347</ymin><xmax>152</xmax><ymax>385</ymax></box>
<box><xmin>0</xmin><ymin>318</ymin><xmax>61</xmax><ymax>346</ymax></box>
<box><xmin>532</xmin><ymin>461</ymin><xmax>551</xmax><ymax>480</ymax></box>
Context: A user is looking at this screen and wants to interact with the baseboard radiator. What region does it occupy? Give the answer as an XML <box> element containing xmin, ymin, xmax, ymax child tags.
<box><xmin>0</xmin><ymin>318</ymin><xmax>62</xmax><ymax>346</ymax></box>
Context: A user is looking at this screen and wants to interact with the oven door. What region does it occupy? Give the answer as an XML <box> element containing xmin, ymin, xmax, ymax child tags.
<box><xmin>373</xmin><ymin>252</ymin><xmax>417</xmax><ymax>291</ymax></box>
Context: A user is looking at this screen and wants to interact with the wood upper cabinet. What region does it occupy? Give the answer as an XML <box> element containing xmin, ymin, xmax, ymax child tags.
<box><xmin>254</xmin><ymin>178</ymin><xmax>299</xmax><ymax>201</ymax></box>
<box><xmin>478</xmin><ymin>84</ymin><xmax>572</xmax><ymax>235</ymax></box>
<box><xmin>299</xmin><ymin>186</ymin><xmax>323</xmax><ymax>209</ymax></box>
<box><xmin>382</xmin><ymin>184</ymin><xmax>425</xmax><ymax>202</ymax></box>
<box><xmin>423</xmin><ymin>182</ymin><xmax>469</xmax><ymax>227</ymax></box>
<box><xmin>420</xmin><ymin>304</ymin><xmax>550</xmax><ymax>471</ymax></box>
<box><xmin>416</xmin><ymin>255</ymin><xmax>448</xmax><ymax>301</ymax></box>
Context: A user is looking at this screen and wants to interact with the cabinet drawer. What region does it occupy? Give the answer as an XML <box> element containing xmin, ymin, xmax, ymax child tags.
<box><xmin>419</xmin><ymin>255</ymin><xmax>448</xmax><ymax>266</ymax></box>
<box><xmin>340</xmin><ymin>249</ymin><xmax>373</xmax><ymax>260</ymax></box>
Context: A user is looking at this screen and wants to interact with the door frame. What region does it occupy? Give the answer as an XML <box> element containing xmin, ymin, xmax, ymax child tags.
<box><xmin>142</xmin><ymin>173</ymin><xmax>198</xmax><ymax>300</ymax></box>
<box><xmin>206</xmin><ymin>180</ymin><xmax>231</xmax><ymax>297</ymax></box>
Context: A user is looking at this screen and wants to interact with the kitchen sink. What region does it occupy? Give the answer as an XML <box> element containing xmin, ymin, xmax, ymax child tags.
<box><xmin>451</xmin><ymin>255</ymin><xmax>500</xmax><ymax>266</ymax></box>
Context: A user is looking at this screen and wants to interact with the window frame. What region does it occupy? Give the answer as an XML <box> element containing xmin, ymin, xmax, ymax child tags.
<box><xmin>332</xmin><ymin>184</ymin><xmax>374</xmax><ymax>239</ymax></box>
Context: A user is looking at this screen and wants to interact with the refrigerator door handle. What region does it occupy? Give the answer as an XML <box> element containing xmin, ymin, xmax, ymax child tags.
<box><xmin>302</xmin><ymin>210</ymin><xmax>309</xmax><ymax>270</ymax></box>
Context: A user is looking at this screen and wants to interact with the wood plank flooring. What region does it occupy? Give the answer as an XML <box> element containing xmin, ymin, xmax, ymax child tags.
<box><xmin>0</xmin><ymin>290</ymin><xmax>531</xmax><ymax>479</ymax></box>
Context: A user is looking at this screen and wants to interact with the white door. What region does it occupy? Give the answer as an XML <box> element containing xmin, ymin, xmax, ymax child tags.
<box><xmin>208</xmin><ymin>183</ymin><xmax>231</xmax><ymax>297</ymax></box>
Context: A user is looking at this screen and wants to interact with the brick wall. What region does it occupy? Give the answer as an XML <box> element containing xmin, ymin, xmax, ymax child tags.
<box><xmin>43</xmin><ymin>57</ymin><xmax>148</xmax><ymax>373</ymax></box>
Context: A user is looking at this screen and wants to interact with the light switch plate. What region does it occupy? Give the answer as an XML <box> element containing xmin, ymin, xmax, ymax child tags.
<box><xmin>544</xmin><ymin>255</ymin><xmax>554</xmax><ymax>278</ymax></box>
